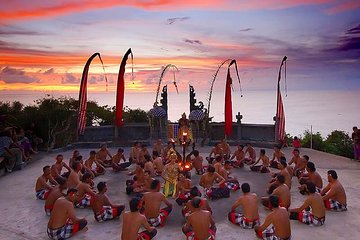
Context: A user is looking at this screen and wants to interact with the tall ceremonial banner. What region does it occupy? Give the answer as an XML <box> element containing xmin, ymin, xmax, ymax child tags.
<box><xmin>224</xmin><ymin>67</ymin><xmax>233</xmax><ymax>137</ymax></box>
<box><xmin>115</xmin><ymin>48</ymin><xmax>133</xmax><ymax>127</ymax></box>
<box><xmin>276</xmin><ymin>56</ymin><xmax>287</xmax><ymax>142</ymax></box>
<box><xmin>77</xmin><ymin>52</ymin><xmax>106</xmax><ymax>136</ymax></box>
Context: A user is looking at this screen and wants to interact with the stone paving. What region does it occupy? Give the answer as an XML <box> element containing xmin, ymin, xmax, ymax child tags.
<box><xmin>0</xmin><ymin>146</ymin><xmax>359</xmax><ymax>240</ymax></box>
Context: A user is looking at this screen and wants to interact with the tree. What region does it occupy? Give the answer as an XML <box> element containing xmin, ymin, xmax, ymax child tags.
<box><xmin>324</xmin><ymin>130</ymin><xmax>353</xmax><ymax>158</ymax></box>
<box><xmin>301</xmin><ymin>130</ymin><xmax>324</xmax><ymax>151</ymax></box>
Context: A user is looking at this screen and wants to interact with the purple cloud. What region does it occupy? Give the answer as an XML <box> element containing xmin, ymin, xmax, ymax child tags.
<box><xmin>183</xmin><ymin>39</ymin><xmax>202</xmax><ymax>45</ymax></box>
<box><xmin>0</xmin><ymin>66</ymin><xmax>40</xmax><ymax>83</ymax></box>
<box><xmin>61</xmin><ymin>73</ymin><xmax>79</xmax><ymax>84</ymax></box>
<box><xmin>43</xmin><ymin>68</ymin><xmax>55</xmax><ymax>74</ymax></box>
<box><xmin>166</xmin><ymin>17</ymin><xmax>190</xmax><ymax>25</ymax></box>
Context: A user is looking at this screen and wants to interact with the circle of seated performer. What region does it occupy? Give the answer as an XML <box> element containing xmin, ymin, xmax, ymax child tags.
<box><xmin>255</xmin><ymin>195</ymin><xmax>291</xmax><ymax>240</ymax></box>
<box><xmin>84</xmin><ymin>151</ymin><xmax>105</xmax><ymax>176</ymax></box>
<box><xmin>290</xmin><ymin>182</ymin><xmax>326</xmax><ymax>226</ymax></box>
<box><xmin>244</xmin><ymin>143</ymin><xmax>256</xmax><ymax>165</ymax></box>
<box><xmin>230</xmin><ymin>144</ymin><xmax>245</xmax><ymax>168</ymax></box>
<box><xmin>219</xmin><ymin>160</ymin><xmax>240</xmax><ymax>191</ymax></box>
<box><xmin>199</xmin><ymin>165</ymin><xmax>230</xmax><ymax>200</ymax></box>
<box><xmin>262</xmin><ymin>175</ymin><xmax>291</xmax><ymax>210</ymax></box>
<box><xmin>269</xmin><ymin>146</ymin><xmax>285</xmax><ymax>169</ymax></box>
<box><xmin>51</xmin><ymin>154</ymin><xmax>71</xmax><ymax>179</ymax></box>
<box><xmin>36</xmin><ymin>165</ymin><xmax>57</xmax><ymax>200</ymax></box>
<box><xmin>142</xmin><ymin>179</ymin><xmax>173</xmax><ymax>227</ymax></box>
<box><xmin>182</xmin><ymin>197</ymin><xmax>216</xmax><ymax>240</ymax></box>
<box><xmin>96</xmin><ymin>143</ymin><xmax>113</xmax><ymax>167</ymax></box>
<box><xmin>182</xmin><ymin>187</ymin><xmax>211</xmax><ymax>219</ymax></box>
<box><xmin>250</xmin><ymin>149</ymin><xmax>270</xmax><ymax>173</ymax></box>
<box><xmin>112</xmin><ymin>148</ymin><xmax>131</xmax><ymax>172</ymax></box>
<box><xmin>45</xmin><ymin>176</ymin><xmax>67</xmax><ymax>216</ymax></box>
<box><xmin>321</xmin><ymin>170</ymin><xmax>347</xmax><ymax>211</ymax></box>
<box><xmin>92</xmin><ymin>181</ymin><xmax>125</xmax><ymax>222</ymax></box>
<box><xmin>228</xmin><ymin>183</ymin><xmax>260</xmax><ymax>229</ymax></box>
<box><xmin>268</xmin><ymin>160</ymin><xmax>291</xmax><ymax>194</ymax></box>
<box><xmin>74</xmin><ymin>172</ymin><xmax>95</xmax><ymax>208</ymax></box>
<box><xmin>298</xmin><ymin>161</ymin><xmax>323</xmax><ymax>194</ymax></box>
<box><xmin>121</xmin><ymin>197</ymin><xmax>157</xmax><ymax>240</ymax></box>
<box><xmin>175</xmin><ymin>172</ymin><xmax>193</xmax><ymax>206</ymax></box>
<box><xmin>47</xmin><ymin>188</ymin><xmax>88</xmax><ymax>240</ymax></box>
<box><xmin>152</xmin><ymin>150</ymin><xmax>164</xmax><ymax>176</ymax></box>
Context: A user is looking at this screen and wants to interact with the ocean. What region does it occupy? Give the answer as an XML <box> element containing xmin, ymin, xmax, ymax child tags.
<box><xmin>1</xmin><ymin>90</ymin><xmax>359</xmax><ymax>137</ymax></box>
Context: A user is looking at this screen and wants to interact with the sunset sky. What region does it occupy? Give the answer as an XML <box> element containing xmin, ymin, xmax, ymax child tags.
<box><xmin>0</xmin><ymin>0</ymin><xmax>359</xmax><ymax>94</ymax></box>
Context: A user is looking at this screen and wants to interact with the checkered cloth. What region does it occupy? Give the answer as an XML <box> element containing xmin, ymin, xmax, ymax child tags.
<box><xmin>36</xmin><ymin>189</ymin><xmax>50</xmax><ymax>200</ymax></box>
<box><xmin>75</xmin><ymin>193</ymin><xmax>93</xmax><ymax>208</ymax></box>
<box><xmin>196</xmin><ymin>167</ymin><xmax>205</xmax><ymax>175</ymax></box>
<box><xmin>257</xmin><ymin>225</ymin><xmax>291</xmax><ymax>240</ymax></box>
<box><xmin>44</xmin><ymin>204</ymin><xmax>53</xmax><ymax>216</ymax></box>
<box><xmin>228</xmin><ymin>212</ymin><xmax>260</xmax><ymax>229</ymax></box>
<box><xmin>47</xmin><ymin>219</ymin><xmax>82</xmax><ymax>240</ymax></box>
<box><xmin>298</xmin><ymin>210</ymin><xmax>325</xmax><ymax>226</ymax></box>
<box><xmin>184</xmin><ymin>227</ymin><xmax>216</xmax><ymax>240</ymax></box>
<box><xmin>182</xmin><ymin>206</ymin><xmax>191</xmax><ymax>219</ymax></box>
<box><xmin>147</xmin><ymin>207</ymin><xmax>172</xmax><ymax>227</ymax></box>
<box><xmin>176</xmin><ymin>192</ymin><xmax>191</xmax><ymax>206</ymax></box>
<box><xmin>224</xmin><ymin>181</ymin><xmax>240</xmax><ymax>191</ymax></box>
<box><xmin>94</xmin><ymin>206</ymin><xmax>122</xmax><ymax>222</ymax></box>
<box><xmin>324</xmin><ymin>199</ymin><xmax>347</xmax><ymax>212</ymax></box>
<box><xmin>137</xmin><ymin>229</ymin><xmax>157</xmax><ymax>240</ymax></box>
<box><xmin>204</xmin><ymin>187</ymin><xmax>230</xmax><ymax>200</ymax></box>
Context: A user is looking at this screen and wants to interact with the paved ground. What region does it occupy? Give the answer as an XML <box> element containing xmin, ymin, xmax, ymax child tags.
<box><xmin>0</xmin><ymin>146</ymin><xmax>359</xmax><ymax>240</ymax></box>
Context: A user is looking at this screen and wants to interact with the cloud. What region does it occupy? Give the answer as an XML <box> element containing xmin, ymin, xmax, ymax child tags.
<box><xmin>61</xmin><ymin>73</ymin><xmax>79</xmax><ymax>84</ymax></box>
<box><xmin>325</xmin><ymin>1</ymin><xmax>360</xmax><ymax>14</ymax></box>
<box><xmin>0</xmin><ymin>66</ymin><xmax>40</xmax><ymax>83</ymax></box>
<box><xmin>43</xmin><ymin>68</ymin><xmax>55</xmax><ymax>74</ymax></box>
<box><xmin>183</xmin><ymin>39</ymin><xmax>202</xmax><ymax>45</ymax></box>
<box><xmin>239</xmin><ymin>28</ymin><xmax>253</xmax><ymax>32</ymax></box>
<box><xmin>347</xmin><ymin>24</ymin><xmax>360</xmax><ymax>34</ymax></box>
<box><xmin>166</xmin><ymin>16</ymin><xmax>190</xmax><ymax>25</ymax></box>
<box><xmin>0</xmin><ymin>28</ymin><xmax>43</xmax><ymax>36</ymax></box>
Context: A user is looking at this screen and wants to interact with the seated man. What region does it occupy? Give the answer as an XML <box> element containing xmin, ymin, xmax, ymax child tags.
<box><xmin>112</xmin><ymin>148</ymin><xmax>131</xmax><ymax>172</ymax></box>
<box><xmin>250</xmin><ymin>149</ymin><xmax>270</xmax><ymax>173</ymax></box>
<box><xmin>229</xmin><ymin>183</ymin><xmax>260</xmax><ymax>229</ymax></box>
<box><xmin>51</xmin><ymin>154</ymin><xmax>71</xmax><ymax>179</ymax></box>
<box><xmin>262</xmin><ymin>175</ymin><xmax>291</xmax><ymax>210</ymax></box>
<box><xmin>182</xmin><ymin>197</ymin><xmax>216</xmax><ymax>240</ymax></box>
<box><xmin>321</xmin><ymin>170</ymin><xmax>347</xmax><ymax>211</ymax></box>
<box><xmin>67</xmin><ymin>161</ymin><xmax>82</xmax><ymax>189</ymax></box>
<box><xmin>96</xmin><ymin>143</ymin><xmax>113</xmax><ymax>167</ymax></box>
<box><xmin>287</xmin><ymin>149</ymin><xmax>302</xmax><ymax>176</ymax></box>
<box><xmin>230</xmin><ymin>144</ymin><xmax>245</xmax><ymax>168</ymax></box>
<box><xmin>244</xmin><ymin>143</ymin><xmax>256</xmax><ymax>165</ymax></box>
<box><xmin>142</xmin><ymin>179</ymin><xmax>173</xmax><ymax>227</ymax></box>
<box><xmin>144</xmin><ymin>154</ymin><xmax>155</xmax><ymax>177</ymax></box>
<box><xmin>68</xmin><ymin>150</ymin><xmax>80</xmax><ymax>170</ymax></box>
<box><xmin>129</xmin><ymin>141</ymin><xmax>140</xmax><ymax>164</ymax></box>
<box><xmin>175</xmin><ymin>172</ymin><xmax>193</xmax><ymax>206</ymax></box>
<box><xmin>298</xmin><ymin>161</ymin><xmax>323</xmax><ymax>194</ymax></box>
<box><xmin>153</xmin><ymin>139</ymin><xmax>164</xmax><ymax>157</ymax></box>
<box><xmin>126</xmin><ymin>164</ymin><xmax>146</xmax><ymax>195</ymax></box>
<box><xmin>190</xmin><ymin>150</ymin><xmax>205</xmax><ymax>175</ymax></box>
<box><xmin>290</xmin><ymin>182</ymin><xmax>326</xmax><ymax>226</ymax></box>
<box><xmin>269</xmin><ymin>146</ymin><xmax>285</xmax><ymax>169</ymax></box>
<box><xmin>182</xmin><ymin>187</ymin><xmax>210</xmax><ymax>219</ymax></box>
<box><xmin>207</xmin><ymin>143</ymin><xmax>224</xmax><ymax>164</ymax></box>
<box><xmin>35</xmin><ymin>165</ymin><xmax>57</xmax><ymax>200</ymax></box>
<box><xmin>219</xmin><ymin>138</ymin><xmax>231</xmax><ymax>159</ymax></box>
<box><xmin>153</xmin><ymin>150</ymin><xmax>164</xmax><ymax>176</ymax></box>
<box><xmin>121</xmin><ymin>197</ymin><xmax>157</xmax><ymax>240</ymax></box>
<box><xmin>45</xmin><ymin>176</ymin><xmax>67</xmax><ymax>216</ymax></box>
<box><xmin>200</xmin><ymin>165</ymin><xmax>230</xmax><ymax>200</ymax></box>
<box><xmin>268</xmin><ymin>160</ymin><xmax>291</xmax><ymax>194</ymax></box>
<box><xmin>137</xmin><ymin>144</ymin><xmax>150</xmax><ymax>165</ymax></box>
<box><xmin>255</xmin><ymin>195</ymin><xmax>291</xmax><ymax>240</ymax></box>
<box><xmin>47</xmin><ymin>188</ymin><xmax>88</xmax><ymax>240</ymax></box>
<box><xmin>84</xmin><ymin>150</ymin><xmax>105</xmax><ymax>176</ymax></box>
<box><xmin>219</xmin><ymin>160</ymin><xmax>240</xmax><ymax>191</ymax></box>
<box><xmin>92</xmin><ymin>182</ymin><xmax>125</xmax><ymax>222</ymax></box>
<box><xmin>74</xmin><ymin>172</ymin><xmax>96</xmax><ymax>208</ymax></box>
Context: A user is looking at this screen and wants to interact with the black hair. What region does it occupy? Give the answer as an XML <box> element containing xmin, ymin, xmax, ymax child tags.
<box><xmin>207</xmin><ymin>165</ymin><xmax>215</xmax><ymax>173</ymax></box>
<box><xmin>191</xmin><ymin>197</ymin><xmax>202</xmax><ymax>208</ymax></box>
<box><xmin>328</xmin><ymin>170</ymin><xmax>338</xmax><ymax>179</ymax></box>
<box><xmin>307</xmin><ymin>162</ymin><xmax>316</xmax><ymax>172</ymax></box>
<box><xmin>260</xmin><ymin>149</ymin><xmax>265</xmax><ymax>155</ymax></box>
<box><xmin>277</xmin><ymin>174</ymin><xmax>285</xmax><ymax>184</ymax></box>
<box><xmin>66</xmin><ymin>188</ymin><xmax>78</xmax><ymax>195</ymax></box>
<box><xmin>141</xmin><ymin>144</ymin><xmax>147</xmax><ymax>148</ymax></box>
<box><xmin>215</xmin><ymin>155</ymin><xmax>222</xmax><ymax>161</ymax></box>
<box><xmin>293</xmin><ymin>148</ymin><xmax>299</xmax><ymax>153</ymax></box>
<box><xmin>303</xmin><ymin>155</ymin><xmax>310</xmax><ymax>161</ymax></box>
<box><xmin>224</xmin><ymin>160</ymin><xmax>231</xmax><ymax>165</ymax></box>
<box><xmin>239</xmin><ymin>144</ymin><xmax>244</xmax><ymax>149</ymax></box>
<box><xmin>55</xmin><ymin>176</ymin><xmax>66</xmax><ymax>186</ymax></box>
<box><xmin>82</xmin><ymin>172</ymin><xmax>92</xmax><ymax>182</ymax></box>
<box><xmin>43</xmin><ymin>165</ymin><xmax>50</xmax><ymax>172</ymax></box>
<box><xmin>280</xmin><ymin>156</ymin><xmax>287</xmax><ymax>162</ymax></box>
<box><xmin>56</xmin><ymin>154</ymin><xmax>63</xmax><ymax>158</ymax></box>
<box><xmin>75</xmin><ymin>155</ymin><xmax>83</xmax><ymax>161</ymax></box>
<box><xmin>97</xmin><ymin>181</ymin><xmax>107</xmax><ymax>192</ymax></box>
<box><xmin>269</xmin><ymin>195</ymin><xmax>279</xmax><ymax>208</ymax></box>
<box><xmin>144</xmin><ymin>154</ymin><xmax>152</xmax><ymax>161</ymax></box>
<box><xmin>190</xmin><ymin>186</ymin><xmax>200</xmax><ymax>197</ymax></box>
<box><xmin>306</xmin><ymin>182</ymin><xmax>316</xmax><ymax>193</ymax></box>
<box><xmin>193</xmin><ymin>150</ymin><xmax>199</xmax><ymax>156</ymax></box>
<box><xmin>241</xmin><ymin>183</ymin><xmax>250</xmax><ymax>193</ymax></box>
<box><xmin>153</xmin><ymin>150</ymin><xmax>159</xmax><ymax>157</ymax></box>
<box><xmin>72</xmin><ymin>161</ymin><xmax>81</xmax><ymax>170</ymax></box>
<box><xmin>280</xmin><ymin>160</ymin><xmax>287</xmax><ymax>168</ymax></box>
<box><xmin>90</xmin><ymin>150</ymin><xmax>96</xmax><ymax>155</ymax></box>
<box><xmin>118</xmin><ymin>148</ymin><xmax>124</xmax><ymax>153</ymax></box>
<box><xmin>129</xmin><ymin>197</ymin><xmax>141</xmax><ymax>212</ymax></box>
<box><xmin>150</xmin><ymin>179</ymin><xmax>160</xmax><ymax>190</ymax></box>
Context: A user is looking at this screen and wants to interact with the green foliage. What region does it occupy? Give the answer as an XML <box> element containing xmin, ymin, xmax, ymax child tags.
<box><xmin>324</xmin><ymin>130</ymin><xmax>353</xmax><ymax>158</ymax></box>
<box><xmin>123</xmin><ymin>106</ymin><xmax>148</xmax><ymax>123</ymax></box>
<box><xmin>86</xmin><ymin>101</ymin><xmax>115</xmax><ymax>126</ymax></box>
<box><xmin>301</xmin><ymin>130</ymin><xmax>324</xmax><ymax>150</ymax></box>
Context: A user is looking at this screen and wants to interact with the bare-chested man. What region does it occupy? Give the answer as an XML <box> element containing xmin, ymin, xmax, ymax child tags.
<box><xmin>269</xmin><ymin>146</ymin><xmax>285</xmax><ymax>169</ymax></box>
<box><xmin>129</xmin><ymin>141</ymin><xmax>140</xmax><ymax>164</ymax></box>
<box><xmin>36</xmin><ymin>165</ymin><xmax>57</xmax><ymax>200</ymax></box>
<box><xmin>175</xmin><ymin>172</ymin><xmax>193</xmax><ymax>206</ymax></box>
<box><xmin>262</xmin><ymin>175</ymin><xmax>291</xmax><ymax>210</ymax></box>
<box><xmin>219</xmin><ymin>138</ymin><xmax>231</xmax><ymax>159</ymax></box>
<box><xmin>126</xmin><ymin>163</ymin><xmax>146</xmax><ymax>195</ymax></box>
<box><xmin>230</xmin><ymin>144</ymin><xmax>245</xmax><ymax>168</ymax></box>
<box><xmin>121</xmin><ymin>197</ymin><xmax>157</xmax><ymax>240</ymax></box>
<box><xmin>200</xmin><ymin>165</ymin><xmax>230</xmax><ymax>200</ymax></box>
<box><xmin>84</xmin><ymin>150</ymin><xmax>105</xmax><ymax>176</ymax></box>
<box><xmin>268</xmin><ymin>160</ymin><xmax>291</xmax><ymax>194</ymax></box>
<box><xmin>153</xmin><ymin>150</ymin><xmax>164</xmax><ymax>176</ymax></box>
<box><xmin>290</xmin><ymin>182</ymin><xmax>326</xmax><ymax>226</ymax></box>
<box><xmin>228</xmin><ymin>183</ymin><xmax>260</xmax><ymax>229</ymax></box>
<box><xmin>51</xmin><ymin>154</ymin><xmax>70</xmax><ymax>179</ymax></box>
<box><xmin>244</xmin><ymin>143</ymin><xmax>256</xmax><ymax>164</ymax></box>
<box><xmin>298</xmin><ymin>161</ymin><xmax>323</xmax><ymax>194</ymax></box>
<box><xmin>144</xmin><ymin>154</ymin><xmax>155</xmax><ymax>177</ymax></box>
<box><xmin>74</xmin><ymin>172</ymin><xmax>96</xmax><ymax>208</ymax></box>
<box><xmin>47</xmin><ymin>188</ymin><xmax>88</xmax><ymax>240</ymax></box>
<box><xmin>67</xmin><ymin>161</ymin><xmax>82</xmax><ymax>189</ymax></box>
<box><xmin>182</xmin><ymin>197</ymin><xmax>216</xmax><ymax>240</ymax></box>
<box><xmin>219</xmin><ymin>160</ymin><xmax>240</xmax><ymax>191</ymax></box>
<box><xmin>288</xmin><ymin>150</ymin><xmax>308</xmax><ymax>177</ymax></box>
<box><xmin>68</xmin><ymin>150</ymin><xmax>80</xmax><ymax>170</ymax></box>
<box><xmin>142</xmin><ymin>179</ymin><xmax>173</xmax><ymax>227</ymax></box>
<box><xmin>255</xmin><ymin>195</ymin><xmax>291</xmax><ymax>240</ymax></box>
<box><xmin>137</xmin><ymin>144</ymin><xmax>149</xmax><ymax>165</ymax></box>
<box><xmin>190</xmin><ymin>150</ymin><xmax>204</xmax><ymax>175</ymax></box>
<box><xmin>250</xmin><ymin>149</ymin><xmax>270</xmax><ymax>173</ymax></box>
<box><xmin>207</xmin><ymin>143</ymin><xmax>224</xmax><ymax>164</ymax></box>
<box><xmin>213</xmin><ymin>155</ymin><xmax>223</xmax><ymax>173</ymax></box>
<box><xmin>181</xmin><ymin>186</ymin><xmax>211</xmax><ymax>219</ymax></box>
<box><xmin>321</xmin><ymin>170</ymin><xmax>347</xmax><ymax>211</ymax></box>
<box><xmin>96</xmin><ymin>143</ymin><xmax>113</xmax><ymax>167</ymax></box>
<box><xmin>92</xmin><ymin>181</ymin><xmax>125</xmax><ymax>222</ymax></box>
<box><xmin>112</xmin><ymin>148</ymin><xmax>131</xmax><ymax>172</ymax></box>
<box><xmin>153</xmin><ymin>139</ymin><xmax>164</xmax><ymax>157</ymax></box>
<box><xmin>45</xmin><ymin>176</ymin><xmax>67</xmax><ymax>216</ymax></box>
